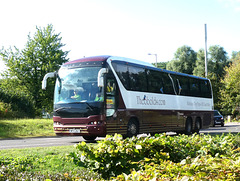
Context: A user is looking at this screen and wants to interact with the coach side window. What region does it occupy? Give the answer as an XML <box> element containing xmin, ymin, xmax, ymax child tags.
<box><xmin>171</xmin><ymin>75</ymin><xmax>181</xmax><ymax>95</ymax></box>
<box><xmin>200</xmin><ymin>80</ymin><xmax>212</xmax><ymax>98</ymax></box>
<box><xmin>128</xmin><ymin>66</ymin><xmax>148</xmax><ymax>92</ymax></box>
<box><xmin>112</xmin><ymin>62</ymin><xmax>130</xmax><ymax>90</ymax></box>
<box><xmin>147</xmin><ymin>70</ymin><xmax>164</xmax><ymax>93</ymax></box>
<box><xmin>162</xmin><ymin>73</ymin><xmax>175</xmax><ymax>95</ymax></box>
<box><xmin>178</xmin><ymin>76</ymin><xmax>189</xmax><ymax>96</ymax></box>
<box><xmin>189</xmin><ymin>78</ymin><xmax>201</xmax><ymax>97</ymax></box>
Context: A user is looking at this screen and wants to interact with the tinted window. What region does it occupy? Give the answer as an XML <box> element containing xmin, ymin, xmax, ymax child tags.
<box><xmin>147</xmin><ymin>70</ymin><xmax>164</xmax><ymax>93</ymax></box>
<box><xmin>128</xmin><ymin>66</ymin><xmax>147</xmax><ymax>91</ymax></box>
<box><xmin>112</xmin><ymin>61</ymin><xmax>212</xmax><ymax>98</ymax></box>
<box><xmin>112</xmin><ymin>62</ymin><xmax>130</xmax><ymax>90</ymax></box>
<box><xmin>178</xmin><ymin>76</ymin><xmax>189</xmax><ymax>96</ymax></box>
<box><xmin>171</xmin><ymin>74</ymin><xmax>189</xmax><ymax>96</ymax></box>
<box><xmin>147</xmin><ymin>70</ymin><xmax>174</xmax><ymax>95</ymax></box>
<box><xmin>200</xmin><ymin>80</ymin><xmax>212</xmax><ymax>98</ymax></box>
<box><xmin>171</xmin><ymin>75</ymin><xmax>212</xmax><ymax>98</ymax></box>
<box><xmin>189</xmin><ymin>78</ymin><xmax>201</xmax><ymax>97</ymax></box>
<box><xmin>162</xmin><ymin>73</ymin><xmax>175</xmax><ymax>95</ymax></box>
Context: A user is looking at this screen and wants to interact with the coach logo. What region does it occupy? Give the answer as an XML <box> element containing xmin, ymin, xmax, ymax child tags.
<box><xmin>137</xmin><ymin>96</ymin><xmax>166</xmax><ymax>106</ymax></box>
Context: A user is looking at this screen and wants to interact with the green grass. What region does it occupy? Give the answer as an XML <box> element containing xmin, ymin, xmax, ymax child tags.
<box><xmin>0</xmin><ymin>145</ymin><xmax>101</xmax><ymax>180</ymax></box>
<box><xmin>0</xmin><ymin>146</ymin><xmax>77</xmax><ymax>173</ymax></box>
<box><xmin>0</xmin><ymin>118</ymin><xmax>55</xmax><ymax>138</ymax></box>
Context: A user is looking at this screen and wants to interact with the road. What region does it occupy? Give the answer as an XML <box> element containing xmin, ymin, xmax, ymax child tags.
<box><xmin>0</xmin><ymin>122</ymin><xmax>239</xmax><ymax>150</ymax></box>
<box><xmin>200</xmin><ymin>122</ymin><xmax>240</xmax><ymax>134</ymax></box>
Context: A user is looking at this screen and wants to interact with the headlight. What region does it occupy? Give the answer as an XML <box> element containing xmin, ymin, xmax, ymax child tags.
<box><xmin>89</xmin><ymin>121</ymin><xmax>102</xmax><ymax>125</ymax></box>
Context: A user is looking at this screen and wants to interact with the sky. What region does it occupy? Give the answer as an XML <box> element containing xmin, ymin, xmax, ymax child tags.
<box><xmin>1</xmin><ymin>0</ymin><xmax>240</xmax><ymax>73</ymax></box>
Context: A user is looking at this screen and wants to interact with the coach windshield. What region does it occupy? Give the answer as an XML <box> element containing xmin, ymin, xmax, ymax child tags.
<box><xmin>54</xmin><ymin>67</ymin><xmax>104</xmax><ymax>104</ymax></box>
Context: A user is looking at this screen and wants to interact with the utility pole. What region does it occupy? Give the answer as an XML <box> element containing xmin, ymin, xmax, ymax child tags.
<box><xmin>204</xmin><ymin>24</ymin><xmax>208</xmax><ymax>77</ymax></box>
<box><xmin>148</xmin><ymin>53</ymin><xmax>158</xmax><ymax>67</ymax></box>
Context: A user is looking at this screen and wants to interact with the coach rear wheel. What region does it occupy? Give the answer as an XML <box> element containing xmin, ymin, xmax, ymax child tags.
<box><xmin>194</xmin><ymin>118</ymin><xmax>201</xmax><ymax>134</ymax></box>
<box><xmin>185</xmin><ymin>118</ymin><xmax>192</xmax><ymax>135</ymax></box>
<box><xmin>127</xmin><ymin>119</ymin><xmax>139</xmax><ymax>137</ymax></box>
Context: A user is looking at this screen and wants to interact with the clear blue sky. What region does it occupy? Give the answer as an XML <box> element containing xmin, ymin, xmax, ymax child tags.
<box><xmin>1</xmin><ymin>0</ymin><xmax>240</xmax><ymax>72</ymax></box>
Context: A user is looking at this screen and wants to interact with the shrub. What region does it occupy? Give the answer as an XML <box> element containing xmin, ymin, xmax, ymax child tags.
<box><xmin>0</xmin><ymin>89</ymin><xmax>34</xmax><ymax>118</ymax></box>
<box><xmin>115</xmin><ymin>155</ymin><xmax>240</xmax><ymax>180</ymax></box>
<box><xmin>0</xmin><ymin>102</ymin><xmax>12</xmax><ymax>118</ymax></box>
<box><xmin>71</xmin><ymin>133</ymin><xmax>240</xmax><ymax>179</ymax></box>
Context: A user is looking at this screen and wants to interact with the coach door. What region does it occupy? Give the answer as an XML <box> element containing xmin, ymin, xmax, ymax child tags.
<box><xmin>105</xmin><ymin>70</ymin><xmax>119</xmax><ymax>134</ymax></box>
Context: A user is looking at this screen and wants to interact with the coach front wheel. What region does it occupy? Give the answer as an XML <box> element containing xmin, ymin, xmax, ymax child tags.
<box><xmin>83</xmin><ymin>136</ymin><xmax>97</xmax><ymax>141</ymax></box>
<box><xmin>127</xmin><ymin>119</ymin><xmax>139</xmax><ymax>137</ymax></box>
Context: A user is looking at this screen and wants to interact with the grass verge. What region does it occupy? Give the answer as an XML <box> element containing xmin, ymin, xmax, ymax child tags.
<box><xmin>0</xmin><ymin>118</ymin><xmax>55</xmax><ymax>138</ymax></box>
<box><xmin>0</xmin><ymin>145</ymin><xmax>101</xmax><ymax>180</ymax></box>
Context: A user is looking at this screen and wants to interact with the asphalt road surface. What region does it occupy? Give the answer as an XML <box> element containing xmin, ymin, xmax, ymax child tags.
<box><xmin>0</xmin><ymin>122</ymin><xmax>239</xmax><ymax>150</ymax></box>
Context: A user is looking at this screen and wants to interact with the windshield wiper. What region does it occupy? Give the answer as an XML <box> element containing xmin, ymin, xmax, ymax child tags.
<box><xmin>70</xmin><ymin>102</ymin><xmax>94</xmax><ymax>112</ymax></box>
<box><xmin>55</xmin><ymin>107</ymin><xmax>67</xmax><ymax>112</ymax></box>
<box><xmin>85</xmin><ymin>102</ymin><xmax>94</xmax><ymax>112</ymax></box>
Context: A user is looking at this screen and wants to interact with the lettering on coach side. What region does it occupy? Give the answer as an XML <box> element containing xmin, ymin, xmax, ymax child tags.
<box><xmin>187</xmin><ymin>101</ymin><xmax>211</xmax><ymax>108</ymax></box>
<box><xmin>137</xmin><ymin>95</ymin><xmax>166</xmax><ymax>106</ymax></box>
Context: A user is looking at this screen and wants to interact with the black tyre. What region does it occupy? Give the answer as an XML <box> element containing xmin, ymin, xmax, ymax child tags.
<box><xmin>127</xmin><ymin>119</ymin><xmax>139</xmax><ymax>137</ymax></box>
<box><xmin>185</xmin><ymin>118</ymin><xmax>192</xmax><ymax>135</ymax></box>
<box><xmin>194</xmin><ymin>118</ymin><xmax>201</xmax><ymax>134</ymax></box>
<box><xmin>83</xmin><ymin>136</ymin><xmax>97</xmax><ymax>141</ymax></box>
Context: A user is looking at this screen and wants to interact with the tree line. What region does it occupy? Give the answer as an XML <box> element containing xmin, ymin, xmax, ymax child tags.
<box><xmin>0</xmin><ymin>24</ymin><xmax>240</xmax><ymax>118</ymax></box>
<box><xmin>159</xmin><ymin>45</ymin><xmax>240</xmax><ymax>118</ymax></box>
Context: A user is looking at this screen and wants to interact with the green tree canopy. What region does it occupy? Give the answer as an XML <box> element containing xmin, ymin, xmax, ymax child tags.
<box><xmin>166</xmin><ymin>45</ymin><xmax>197</xmax><ymax>74</ymax></box>
<box><xmin>0</xmin><ymin>24</ymin><xmax>69</xmax><ymax>116</ymax></box>
<box><xmin>193</xmin><ymin>48</ymin><xmax>205</xmax><ymax>77</ymax></box>
<box><xmin>207</xmin><ymin>45</ymin><xmax>229</xmax><ymax>110</ymax></box>
<box><xmin>208</xmin><ymin>45</ymin><xmax>229</xmax><ymax>80</ymax></box>
<box><xmin>155</xmin><ymin>62</ymin><xmax>168</xmax><ymax>69</ymax></box>
<box><xmin>231</xmin><ymin>51</ymin><xmax>240</xmax><ymax>63</ymax></box>
<box><xmin>219</xmin><ymin>57</ymin><xmax>240</xmax><ymax>117</ymax></box>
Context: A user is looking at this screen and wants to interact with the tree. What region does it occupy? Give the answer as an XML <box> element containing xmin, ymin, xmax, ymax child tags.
<box><xmin>166</xmin><ymin>45</ymin><xmax>197</xmax><ymax>74</ymax></box>
<box><xmin>231</xmin><ymin>51</ymin><xmax>240</xmax><ymax>63</ymax></box>
<box><xmin>155</xmin><ymin>62</ymin><xmax>168</xmax><ymax>69</ymax></box>
<box><xmin>219</xmin><ymin>58</ymin><xmax>240</xmax><ymax>117</ymax></box>
<box><xmin>218</xmin><ymin>51</ymin><xmax>240</xmax><ymax>117</ymax></box>
<box><xmin>208</xmin><ymin>45</ymin><xmax>229</xmax><ymax>80</ymax></box>
<box><xmin>0</xmin><ymin>24</ymin><xmax>69</xmax><ymax>116</ymax></box>
<box><xmin>193</xmin><ymin>49</ymin><xmax>205</xmax><ymax>77</ymax></box>
<box><xmin>207</xmin><ymin>45</ymin><xmax>229</xmax><ymax>110</ymax></box>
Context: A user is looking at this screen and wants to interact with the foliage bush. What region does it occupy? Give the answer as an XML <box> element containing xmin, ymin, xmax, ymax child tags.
<box><xmin>1</xmin><ymin>133</ymin><xmax>239</xmax><ymax>180</ymax></box>
<box><xmin>71</xmin><ymin>133</ymin><xmax>240</xmax><ymax>180</ymax></box>
<box><xmin>0</xmin><ymin>102</ymin><xmax>12</xmax><ymax>118</ymax></box>
<box><xmin>0</xmin><ymin>88</ymin><xmax>34</xmax><ymax>118</ymax></box>
<box><xmin>115</xmin><ymin>155</ymin><xmax>240</xmax><ymax>180</ymax></box>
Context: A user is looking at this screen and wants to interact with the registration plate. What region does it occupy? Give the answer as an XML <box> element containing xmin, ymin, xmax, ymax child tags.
<box><xmin>69</xmin><ymin>129</ymin><xmax>81</xmax><ymax>133</ymax></box>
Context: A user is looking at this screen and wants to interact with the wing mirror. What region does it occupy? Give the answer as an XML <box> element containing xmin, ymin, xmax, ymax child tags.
<box><xmin>98</xmin><ymin>68</ymin><xmax>108</xmax><ymax>87</ymax></box>
<box><xmin>42</xmin><ymin>72</ymin><xmax>56</xmax><ymax>90</ymax></box>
